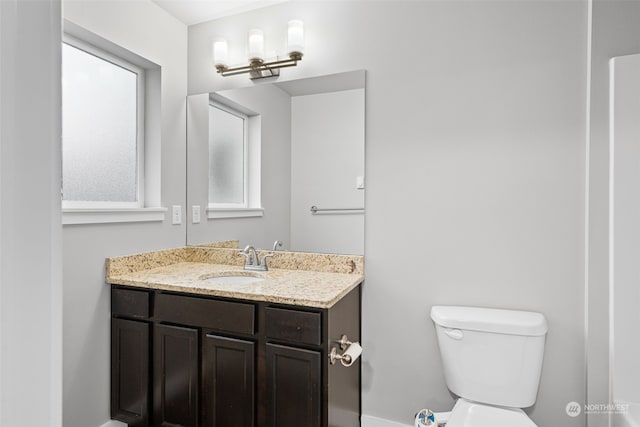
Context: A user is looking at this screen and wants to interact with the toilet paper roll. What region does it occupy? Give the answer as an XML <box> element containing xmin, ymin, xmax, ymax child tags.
<box><xmin>340</xmin><ymin>342</ymin><xmax>362</xmax><ymax>367</ymax></box>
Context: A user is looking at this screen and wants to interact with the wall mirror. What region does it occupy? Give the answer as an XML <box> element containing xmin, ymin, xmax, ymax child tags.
<box><xmin>186</xmin><ymin>70</ymin><xmax>365</xmax><ymax>255</ymax></box>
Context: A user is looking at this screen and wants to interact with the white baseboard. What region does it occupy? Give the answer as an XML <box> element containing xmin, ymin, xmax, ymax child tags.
<box><xmin>99</xmin><ymin>420</ymin><xmax>127</xmax><ymax>427</ymax></box>
<box><xmin>361</xmin><ymin>414</ymin><xmax>413</xmax><ymax>427</ymax></box>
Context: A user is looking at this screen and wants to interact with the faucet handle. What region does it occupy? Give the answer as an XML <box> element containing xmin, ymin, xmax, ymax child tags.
<box><xmin>240</xmin><ymin>251</ymin><xmax>252</xmax><ymax>266</ymax></box>
<box><xmin>241</xmin><ymin>245</ymin><xmax>255</xmax><ymax>265</ymax></box>
<box><xmin>260</xmin><ymin>252</ymin><xmax>274</xmax><ymax>269</ymax></box>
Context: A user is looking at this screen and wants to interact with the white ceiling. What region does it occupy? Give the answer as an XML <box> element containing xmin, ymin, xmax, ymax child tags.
<box><xmin>151</xmin><ymin>0</ymin><xmax>288</xmax><ymax>26</ymax></box>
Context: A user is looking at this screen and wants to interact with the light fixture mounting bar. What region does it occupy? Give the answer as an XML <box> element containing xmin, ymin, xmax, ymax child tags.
<box><xmin>216</xmin><ymin>53</ymin><xmax>303</xmax><ymax>80</ymax></box>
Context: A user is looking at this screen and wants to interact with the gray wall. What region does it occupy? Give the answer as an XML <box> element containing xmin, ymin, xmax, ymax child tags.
<box><xmin>188</xmin><ymin>1</ymin><xmax>587</xmax><ymax>425</ymax></box>
<box><xmin>61</xmin><ymin>1</ymin><xmax>187</xmax><ymax>426</ymax></box>
<box><xmin>587</xmin><ymin>2</ymin><xmax>640</xmax><ymax>426</ymax></box>
<box><xmin>0</xmin><ymin>0</ymin><xmax>63</xmax><ymax>425</ymax></box>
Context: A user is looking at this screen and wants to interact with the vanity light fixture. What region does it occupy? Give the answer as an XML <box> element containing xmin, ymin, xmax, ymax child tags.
<box><xmin>213</xmin><ymin>20</ymin><xmax>304</xmax><ymax>80</ymax></box>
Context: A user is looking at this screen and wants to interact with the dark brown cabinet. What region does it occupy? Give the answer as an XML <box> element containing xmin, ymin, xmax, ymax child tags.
<box><xmin>111</xmin><ymin>317</ymin><xmax>150</xmax><ymax>427</ymax></box>
<box><xmin>266</xmin><ymin>343</ymin><xmax>321</xmax><ymax>427</ymax></box>
<box><xmin>111</xmin><ymin>284</ymin><xmax>361</xmax><ymax>427</ymax></box>
<box><xmin>153</xmin><ymin>324</ymin><xmax>199</xmax><ymax>427</ymax></box>
<box><xmin>202</xmin><ymin>335</ymin><xmax>255</xmax><ymax>427</ymax></box>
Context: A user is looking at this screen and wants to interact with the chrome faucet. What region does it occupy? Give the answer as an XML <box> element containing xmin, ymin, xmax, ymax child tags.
<box><xmin>272</xmin><ymin>240</ymin><xmax>283</xmax><ymax>251</ymax></box>
<box><xmin>241</xmin><ymin>245</ymin><xmax>259</xmax><ymax>267</ymax></box>
<box><xmin>241</xmin><ymin>245</ymin><xmax>272</xmax><ymax>271</ymax></box>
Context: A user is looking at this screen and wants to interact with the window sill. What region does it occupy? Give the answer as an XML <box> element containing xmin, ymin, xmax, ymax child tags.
<box><xmin>62</xmin><ymin>207</ymin><xmax>168</xmax><ymax>225</ymax></box>
<box><xmin>206</xmin><ymin>207</ymin><xmax>264</xmax><ymax>219</ymax></box>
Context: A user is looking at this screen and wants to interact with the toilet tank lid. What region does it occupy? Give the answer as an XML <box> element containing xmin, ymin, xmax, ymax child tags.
<box><xmin>430</xmin><ymin>306</ymin><xmax>548</xmax><ymax>336</ymax></box>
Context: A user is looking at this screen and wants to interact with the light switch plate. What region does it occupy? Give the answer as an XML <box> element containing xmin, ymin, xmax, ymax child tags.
<box><xmin>356</xmin><ymin>176</ymin><xmax>365</xmax><ymax>189</ymax></box>
<box><xmin>192</xmin><ymin>205</ymin><xmax>201</xmax><ymax>224</ymax></box>
<box><xmin>172</xmin><ymin>205</ymin><xmax>182</xmax><ymax>225</ymax></box>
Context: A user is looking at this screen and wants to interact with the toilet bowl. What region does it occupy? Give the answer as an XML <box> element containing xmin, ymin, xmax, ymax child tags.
<box><xmin>446</xmin><ymin>398</ymin><xmax>537</xmax><ymax>427</ymax></box>
<box><xmin>430</xmin><ymin>306</ymin><xmax>548</xmax><ymax>427</ymax></box>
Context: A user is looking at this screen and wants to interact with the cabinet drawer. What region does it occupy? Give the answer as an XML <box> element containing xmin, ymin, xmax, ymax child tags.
<box><xmin>112</xmin><ymin>288</ymin><xmax>150</xmax><ymax>319</ymax></box>
<box><xmin>155</xmin><ymin>293</ymin><xmax>255</xmax><ymax>335</ymax></box>
<box><xmin>265</xmin><ymin>307</ymin><xmax>321</xmax><ymax>346</ymax></box>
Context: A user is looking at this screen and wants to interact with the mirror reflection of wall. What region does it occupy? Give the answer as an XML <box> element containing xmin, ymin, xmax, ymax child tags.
<box><xmin>289</xmin><ymin>86</ymin><xmax>365</xmax><ymax>254</ymax></box>
<box><xmin>186</xmin><ymin>70</ymin><xmax>365</xmax><ymax>255</ymax></box>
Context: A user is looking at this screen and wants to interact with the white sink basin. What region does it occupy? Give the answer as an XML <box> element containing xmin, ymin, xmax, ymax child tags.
<box><xmin>201</xmin><ymin>273</ymin><xmax>265</xmax><ymax>285</ymax></box>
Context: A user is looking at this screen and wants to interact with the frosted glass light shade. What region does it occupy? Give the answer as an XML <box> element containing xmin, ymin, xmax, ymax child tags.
<box><xmin>287</xmin><ymin>20</ymin><xmax>304</xmax><ymax>56</ymax></box>
<box><xmin>248</xmin><ymin>29</ymin><xmax>264</xmax><ymax>61</ymax></box>
<box><xmin>213</xmin><ymin>39</ymin><xmax>228</xmax><ymax>68</ymax></box>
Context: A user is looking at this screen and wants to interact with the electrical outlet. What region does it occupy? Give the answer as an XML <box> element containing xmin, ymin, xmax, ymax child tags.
<box><xmin>172</xmin><ymin>205</ymin><xmax>182</xmax><ymax>225</ymax></box>
<box><xmin>192</xmin><ymin>205</ymin><xmax>201</xmax><ymax>224</ymax></box>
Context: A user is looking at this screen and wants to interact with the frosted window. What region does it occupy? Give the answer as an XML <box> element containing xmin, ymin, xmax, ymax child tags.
<box><xmin>62</xmin><ymin>43</ymin><xmax>139</xmax><ymax>203</ymax></box>
<box><xmin>209</xmin><ymin>105</ymin><xmax>245</xmax><ymax>205</ymax></box>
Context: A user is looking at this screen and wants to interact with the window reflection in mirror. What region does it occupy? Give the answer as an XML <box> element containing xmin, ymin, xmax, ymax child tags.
<box><xmin>187</xmin><ymin>70</ymin><xmax>365</xmax><ymax>255</ymax></box>
<box><xmin>208</xmin><ymin>102</ymin><xmax>248</xmax><ymax>208</ymax></box>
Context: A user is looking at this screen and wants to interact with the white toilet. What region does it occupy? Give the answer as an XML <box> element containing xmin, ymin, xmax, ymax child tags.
<box><xmin>430</xmin><ymin>305</ymin><xmax>548</xmax><ymax>427</ymax></box>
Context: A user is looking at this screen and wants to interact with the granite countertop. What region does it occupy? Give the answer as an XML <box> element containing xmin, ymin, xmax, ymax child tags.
<box><xmin>106</xmin><ymin>247</ymin><xmax>364</xmax><ymax>309</ymax></box>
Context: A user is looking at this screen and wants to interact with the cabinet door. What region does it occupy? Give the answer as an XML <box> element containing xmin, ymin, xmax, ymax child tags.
<box><xmin>153</xmin><ymin>324</ymin><xmax>199</xmax><ymax>427</ymax></box>
<box><xmin>111</xmin><ymin>318</ymin><xmax>150</xmax><ymax>427</ymax></box>
<box><xmin>265</xmin><ymin>343</ymin><xmax>321</xmax><ymax>427</ymax></box>
<box><xmin>202</xmin><ymin>335</ymin><xmax>255</xmax><ymax>427</ymax></box>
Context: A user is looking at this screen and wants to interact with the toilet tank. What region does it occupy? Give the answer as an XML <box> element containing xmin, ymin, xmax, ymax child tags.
<box><xmin>431</xmin><ymin>306</ymin><xmax>548</xmax><ymax>408</ymax></box>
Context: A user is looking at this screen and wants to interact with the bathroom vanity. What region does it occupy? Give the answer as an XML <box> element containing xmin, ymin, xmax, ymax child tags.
<box><xmin>107</xmin><ymin>247</ymin><xmax>363</xmax><ymax>427</ymax></box>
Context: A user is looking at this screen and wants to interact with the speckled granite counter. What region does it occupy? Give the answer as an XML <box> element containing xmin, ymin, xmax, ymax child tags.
<box><xmin>106</xmin><ymin>247</ymin><xmax>364</xmax><ymax>308</ymax></box>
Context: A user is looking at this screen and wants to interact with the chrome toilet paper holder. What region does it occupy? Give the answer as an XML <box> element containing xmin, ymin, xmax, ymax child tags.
<box><xmin>329</xmin><ymin>334</ymin><xmax>360</xmax><ymax>365</ymax></box>
<box><xmin>329</xmin><ymin>347</ymin><xmax>348</xmax><ymax>365</ymax></box>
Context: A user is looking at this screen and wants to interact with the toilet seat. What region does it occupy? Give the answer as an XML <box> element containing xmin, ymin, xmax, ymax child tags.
<box><xmin>445</xmin><ymin>398</ymin><xmax>538</xmax><ymax>427</ymax></box>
